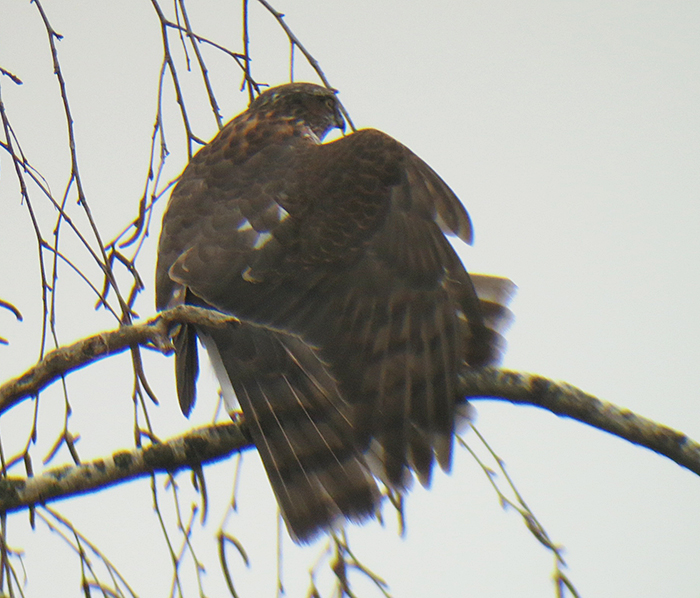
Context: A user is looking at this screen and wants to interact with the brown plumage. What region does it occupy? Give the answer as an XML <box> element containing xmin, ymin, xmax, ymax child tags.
<box><xmin>156</xmin><ymin>82</ymin><xmax>515</xmax><ymax>542</ymax></box>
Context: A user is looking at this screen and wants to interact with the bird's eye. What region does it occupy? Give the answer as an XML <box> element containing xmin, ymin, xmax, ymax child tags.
<box><xmin>325</xmin><ymin>97</ymin><xmax>335</xmax><ymax>110</ymax></box>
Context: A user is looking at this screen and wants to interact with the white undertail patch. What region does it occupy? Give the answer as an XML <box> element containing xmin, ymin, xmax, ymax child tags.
<box><xmin>199</xmin><ymin>331</ymin><xmax>239</xmax><ymax>413</ymax></box>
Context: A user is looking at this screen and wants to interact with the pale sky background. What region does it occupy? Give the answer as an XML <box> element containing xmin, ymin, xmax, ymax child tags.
<box><xmin>1</xmin><ymin>1</ymin><xmax>699</xmax><ymax>597</ymax></box>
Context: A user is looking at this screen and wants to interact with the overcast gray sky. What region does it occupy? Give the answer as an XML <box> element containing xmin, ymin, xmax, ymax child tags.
<box><xmin>1</xmin><ymin>1</ymin><xmax>699</xmax><ymax>597</ymax></box>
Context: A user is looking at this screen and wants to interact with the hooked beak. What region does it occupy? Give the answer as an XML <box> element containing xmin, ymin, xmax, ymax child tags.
<box><xmin>334</xmin><ymin>103</ymin><xmax>346</xmax><ymax>133</ymax></box>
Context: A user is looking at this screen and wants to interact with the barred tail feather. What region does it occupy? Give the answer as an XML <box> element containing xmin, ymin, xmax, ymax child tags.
<box><xmin>202</xmin><ymin>322</ymin><xmax>379</xmax><ymax>543</ymax></box>
<box><xmin>464</xmin><ymin>274</ymin><xmax>517</xmax><ymax>366</ymax></box>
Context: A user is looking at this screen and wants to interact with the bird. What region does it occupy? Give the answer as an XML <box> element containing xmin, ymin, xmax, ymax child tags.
<box><xmin>156</xmin><ymin>82</ymin><xmax>515</xmax><ymax>543</ymax></box>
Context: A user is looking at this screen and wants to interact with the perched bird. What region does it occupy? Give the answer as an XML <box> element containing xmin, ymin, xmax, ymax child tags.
<box><xmin>156</xmin><ymin>82</ymin><xmax>514</xmax><ymax>542</ymax></box>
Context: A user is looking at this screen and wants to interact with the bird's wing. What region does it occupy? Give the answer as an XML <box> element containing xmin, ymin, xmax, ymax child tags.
<box><xmin>156</xmin><ymin>122</ymin><xmax>515</xmax><ymax>538</ymax></box>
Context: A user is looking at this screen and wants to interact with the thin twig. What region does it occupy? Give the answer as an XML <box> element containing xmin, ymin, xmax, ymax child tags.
<box><xmin>0</xmin><ymin>67</ymin><xmax>23</xmax><ymax>85</ymax></box>
<box><xmin>242</xmin><ymin>0</ymin><xmax>255</xmax><ymax>103</ymax></box>
<box><xmin>255</xmin><ymin>0</ymin><xmax>357</xmax><ymax>131</ymax></box>
<box><xmin>32</xmin><ymin>0</ymin><xmax>132</xmax><ymax>324</ymax></box>
<box><xmin>0</xmin><ymin>79</ymin><xmax>52</xmax><ymax>359</ymax></box>
<box><xmin>175</xmin><ymin>0</ymin><xmax>224</xmax><ymax>129</ymax></box>
<box><xmin>162</xmin><ymin>22</ymin><xmax>247</xmax><ymax>62</ymax></box>
<box><xmin>39</xmin><ymin>507</ymin><xmax>139</xmax><ymax>598</ymax></box>
<box><xmin>149</xmin><ymin>0</ymin><xmax>207</xmax><ymax>158</ymax></box>
<box><xmin>0</xmin><ymin>300</ymin><xmax>22</xmax><ymax>322</ymax></box>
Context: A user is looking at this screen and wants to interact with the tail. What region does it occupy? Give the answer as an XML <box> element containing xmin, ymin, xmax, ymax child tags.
<box><xmin>464</xmin><ymin>274</ymin><xmax>516</xmax><ymax>367</ymax></box>
<box><xmin>169</xmin><ymin>275</ymin><xmax>515</xmax><ymax>542</ymax></box>
<box><xmin>200</xmin><ymin>322</ymin><xmax>380</xmax><ymax>543</ymax></box>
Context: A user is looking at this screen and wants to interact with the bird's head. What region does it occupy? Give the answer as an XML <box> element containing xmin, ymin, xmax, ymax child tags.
<box><xmin>250</xmin><ymin>82</ymin><xmax>346</xmax><ymax>141</ymax></box>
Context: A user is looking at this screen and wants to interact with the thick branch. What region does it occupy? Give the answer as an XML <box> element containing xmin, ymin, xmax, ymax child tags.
<box><xmin>0</xmin><ymin>306</ymin><xmax>237</xmax><ymax>415</ymax></box>
<box><xmin>0</xmin><ymin>422</ymin><xmax>251</xmax><ymax>514</ymax></box>
<box><xmin>0</xmin><ymin>368</ymin><xmax>698</xmax><ymax>514</ymax></box>
<box><xmin>461</xmin><ymin>367</ymin><xmax>700</xmax><ymax>476</ymax></box>
<box><xmin>1</xmin><ymin>312</ymin><xmax>698</xmax><ymax>512</ymax></box>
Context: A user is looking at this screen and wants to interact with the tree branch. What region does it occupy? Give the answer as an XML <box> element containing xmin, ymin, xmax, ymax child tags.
<box><xmin>1</xmin><ymin>306</ymin><xmax>698</xmax><ymax>511</ymax></box>
<box><xmin>461</xmin><ymin>367</ymin><xmax>700</xmax><ymax>476</ymax></box>
<box><xmin>0</xmin><ymin>422</ymin><xmax>251</xmax><ymax>514</ymax></box>
<box><xmin>0</xmin><ymin>367</ymin><xmax>698</xmax><ymax>515</ymax></box>
<box><xmin>0</xmin><ymin>306</ymin><xmax>237</xmax><ymax>416</ymax></box>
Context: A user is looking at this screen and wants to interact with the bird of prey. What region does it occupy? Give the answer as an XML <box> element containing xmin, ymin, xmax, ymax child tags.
<box><xmin>156</xmin><ymin>82</ymin><xmax>514</xmax><ymax>543</ymax></box>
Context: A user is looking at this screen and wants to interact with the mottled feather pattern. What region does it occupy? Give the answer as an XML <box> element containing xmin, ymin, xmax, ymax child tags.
<box><xmin>156</xmin><ymin>83</ymin><xmax>515</xmax><ymax>542</ymax></box>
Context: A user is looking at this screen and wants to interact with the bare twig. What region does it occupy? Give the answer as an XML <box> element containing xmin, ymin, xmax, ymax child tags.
<box><xmin>0</xmin><ymin>67</ymin><xmax>23</xmax><ymax>85</ymax></box>
<box><xmin>39</xmin><ymin>506</ymin><xmax>140</xmax><ymax>598</ymax></box>
<box><xmin>0</xmin><ymin>300</ymin><xmax>22</xmax><ymax>322</ymax></box>
<box><xmin>218</xmin><ymin>529</ymin><xmax>249</xmax><ymax>598</ymax></box>
<box><xmin>0</xmin><ymin>77</ymin><xmax>53</xmax><ymax>358</ymax></box>
<box><xmin>242</xmin><ymin>0</ymin><xmax>255</xmax><ymax>103</ymax></box>
<box><xmin>150</xmin><ymin>474</ymin><xmax>184</xmax><ymax>598</ymax></box>
<box><xmin>458</xmin><ymin>428</ymin><xmax>580</xmax><ymax>597</ymax></box>
<box><xmin>255</xmin><ymin>0</ymin><xmax>356</xmax><ymax>131</ymax></box>
<box><xmin>110</xmin><ymin>61</ymin><xmax>174</xmax><ymax>252</ymax></box>
<box><xmin>32</xmin><ymin>0</ymin><xmax>132</xmax><ymax>324</ymax></box>
<box><xmin>149</xmin><ymin>0</ymin><xmax>207</xmax><ymax>158</ymax></box>
<box><xmin>175</xmin><ymin>0</ymin><xmax>224</xmax><ymax>129</ymax></box>
<box><xmin>162</xmin><ymin>22</ymin><xmax>247</xmax><ymax>62</ymax></box>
